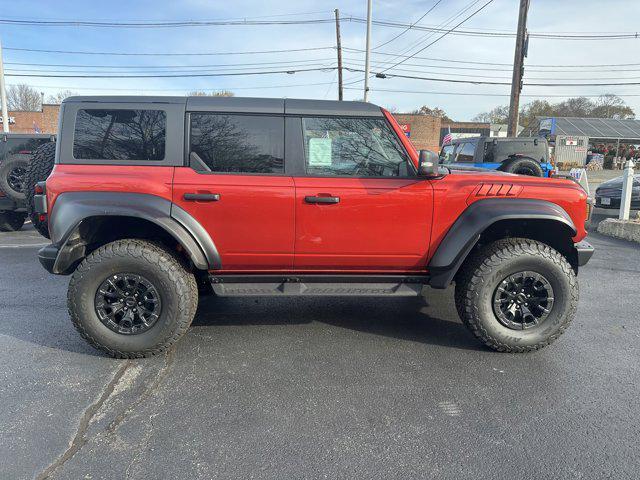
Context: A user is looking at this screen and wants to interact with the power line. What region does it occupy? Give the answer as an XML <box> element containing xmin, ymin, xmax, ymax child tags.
<box><xmin>6</xmin><ymin>66</ymin><xmax>336</xmax><ymax>79</ymax></box>
<box><xmin>379</xmin><ymin>0</ymin><xmax>496</xmax><ymax>74</ymax></box>
<box><xmin>12</xmin><ymin>81</ymin><xmax>338</xmax><ymax>92</ymax></box>
<box><xmin>3</xmin><ymin>46</ymin><xmax>335</xmax><ymax>56</ymax></box>
<box><xmin>371</xmin><ymin>0</ymin><xmax>484</xmax><ymax>71</ymax></box>
<box><xmin>3</xmin><ymin>14</ymin><xmax>639</xmax><ymax>40</ymax></box>
<box><xmin>5</xmin><ymin>58</ymin><xmax>336</xmax><ymax>69</ymax></box>
<box><xmin>6</xmin><ymin>62</ymin><xmax>335</xmax><ymax>75</ymax></box>
<box><xmin>373</xmin><ymin>0</ymin><xmax>444</xmax><ymax>50</ymax></box>
<box><xmin>0</xmin><ymin>17</ymin><xmax>336</xmax><ymax>28</ymax></box>
<box><xmin>345</xmin><ymin>87</ymin><xmax>640</xmax><ymax>98</ymax></box>
<box><xmin>346</xmin><ymin>47</ymin><xmax>640</xmax><ymax>68</ymax></box>
<box><xmin>341</xmin><ymin>61</ymin><xmax>640</xmax><ymax>81</ymax></box>
<box><xmin>346</xmin><ymin>67</ymin><xmax>640</xmax><ymax>87</ymax></box>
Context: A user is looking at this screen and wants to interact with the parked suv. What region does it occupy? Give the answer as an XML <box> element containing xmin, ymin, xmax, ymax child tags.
<box><xmin>0</xmin><ymin>133</ymin><xmax>54</xmax><ymax>231</ymax></box>
<box><xmin>439</xmin><ymin>136</ymin><xmax>553</xmax><ymax>177</ymax></box>
<box><xmin>35</xmin><ymin>96</ymin><xmax>593</xmax><ymax>358</ymax></box>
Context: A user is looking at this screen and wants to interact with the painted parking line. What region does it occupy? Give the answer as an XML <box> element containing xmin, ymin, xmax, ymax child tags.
<box><xmin>0</xmin><ymin>243</ymin><xmax>49</xmax><ymax>249</ymax></box>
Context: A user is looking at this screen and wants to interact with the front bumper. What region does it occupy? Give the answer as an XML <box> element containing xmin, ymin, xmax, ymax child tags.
<box><xmin>595</xmin><ymin>195</ymin><xmax>640</xmax><ymax>210</ymax></box>
<box><xmin>38</xmin><ymin>244</ymin><xmax>59</xmax><ymax>273</ymax></box>
<box><xmin>574</xmin><ymin>240</ymin><xmax>594</xmax><ymax>266</ymax></box>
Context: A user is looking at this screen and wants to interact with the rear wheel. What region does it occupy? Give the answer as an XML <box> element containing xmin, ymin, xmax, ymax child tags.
<box><xmin>0</xmin><ymin>211</ymin><xmax>27</xmax><ymax>231</ymax></box>
<box><xmin>502</xmin><ymin>157</ymin><xmax>544</xmax><ymax>177</ymax></box>
<box><xmin>24</xmin><ymin>142</ymin><xmax>56</xmax><ymax>239</ymax></box>
<box><xmin>455</xmin><ymin>238</ymin><xmax>578</xmax><ymax>352</ymax></box>
<box><xmin>68</xmin><ymin>239</ymin><xmax>198</xmax><ymax>358</ymax></box>
<box><xmin>0</xmin><ymin>154</ymin><xmax>31</xmax><ymax>201</ymax></box>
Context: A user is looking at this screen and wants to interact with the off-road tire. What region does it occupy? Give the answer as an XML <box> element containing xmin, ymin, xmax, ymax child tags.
<box><xmin>501</xmin><ymin>157</ymin><xmax>544</xmax><ymax>177</ymax></box>
<box><xmin>24</xmin><ymin>142</ymin><xmax>56</xmax><ymax>239</ymax></box>
<box><xmin>0</xmin><ymin>211</ymin><xmax>27</xmax><ymax>231</ymax></box>
<box><xmin>68</xmin><ymin>239</ymin><xmax>198</xmax><ymax>358</ymax></box>
<box><xmin>0</xmin><ymin>154</ymin><xmax>31</xmax><ymax>201</ymax></box>
<box><xmin>454</xmin><ymin>238</ymin><xmax>578</xmax><ymax>352</ymax></box>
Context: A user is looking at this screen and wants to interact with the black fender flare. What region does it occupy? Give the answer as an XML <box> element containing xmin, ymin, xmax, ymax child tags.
<box><xmin>47</xmin><ymin>192</ymin><xmax>220</xmax><ymax>274</ymax></box>
<box><xmin>427</xmin><ymin>198</ymin><xmax>576</xmax><ymax>289</ymax></box>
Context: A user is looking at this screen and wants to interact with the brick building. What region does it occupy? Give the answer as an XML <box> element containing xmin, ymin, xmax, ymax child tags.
<box><xmin>2</xmin><ymin>104</ymin><xmax>61</xmax><ymax>134</ymax></box>
<box><xmin>392</xmin><ymin>113</ymin><xmax>442</xmax><ymax>152</ymax></box>
<box><xmin>392</xmin><ymin>114</ymin><xmax>491</xmax><ymax>152</ymax></box>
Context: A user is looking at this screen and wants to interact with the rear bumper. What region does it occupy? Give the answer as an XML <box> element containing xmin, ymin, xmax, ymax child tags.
<box><xmin>574</xmin><ymin>240</ymin><xmax>594</xmax><ymax>266</ymax></box>
<box><xmin>38</xmin><ymin>244</ymin><xmax>59</xmax><ymax>273</ymax></box>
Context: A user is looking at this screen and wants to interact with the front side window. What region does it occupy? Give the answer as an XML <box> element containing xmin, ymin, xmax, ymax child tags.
<box><xmin>301</xmin><ymin>117</ymin><xmax>411</xmax><ymax>177</ymax></box>
<box><xmin>189</xmin><ymin>113</ymin><xmax>284</xmax><ymax>174</ymax></box>
<box><xmin>455</xmin><ymin>142</ymin><xmax>475</xmax><ymax>163</ymax></box>
<box><xmin>440</xmin><ymin>145</ymin><xmax>454</xmax><ymax>163</ymax></box>
<box><xmin>73</xmin><ymin>109</ymin><xmax>166</xmax><ymax>161</ymax></box>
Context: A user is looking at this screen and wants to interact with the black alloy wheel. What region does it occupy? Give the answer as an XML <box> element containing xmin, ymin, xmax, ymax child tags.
<box><xmin>94</xmin><ymin>273</ymin><xmax>162</xmax><ymax>335</ymax></box>
<box><xmin>492</xmin><ymin>270</ymin><xmax>554</xmax><ymax>330</ymax></box>
<box><xmin>7</xmin><ymin>165</ymin><xmax>27</xmax><ymax>195</ymax></box>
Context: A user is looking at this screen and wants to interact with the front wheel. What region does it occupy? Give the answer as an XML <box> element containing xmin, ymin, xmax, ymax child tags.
<box><xmin>455</xmin><ymin>238</ymin><xmax>578</xmax><ymax>352</ymax></box>
<box><xmin>67</xmin><ymin>239</ymin><xmax>198</xmax><ymax>358</ymax></box>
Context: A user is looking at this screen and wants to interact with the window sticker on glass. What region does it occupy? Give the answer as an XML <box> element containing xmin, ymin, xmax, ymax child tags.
<box><xmin>308</xmin><ymin>138</ymin><xmax>332</xmax><ymax>167</ymax></box>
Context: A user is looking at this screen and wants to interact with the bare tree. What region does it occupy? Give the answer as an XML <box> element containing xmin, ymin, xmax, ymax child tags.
<box><xmin>46</xmin><ymin>90</ymin><xmax>78</xmax><ymax>104</ymax></box>
<box><xmin>188</xmin><ymin>90</ymin><xmax>235</xmax><ymax>97</ymax></box>
<box><xmin>7</xmin><ymin>84</ymin><xmax>42</xmax><ymax>111</ymax></box>
<box><xmin>410</xmin><ymin>106</ymin><xmax>452</xmax><ymax>121</ymax></box>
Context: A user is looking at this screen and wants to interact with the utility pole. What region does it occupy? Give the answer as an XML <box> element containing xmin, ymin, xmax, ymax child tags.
<box><xmin>334</xmin><ymin>9</ymin><xmax>344</xmax><ymax>101</ymax></box>
<box><xmin>363</xmin><ymin>0</ymin><xmax>373</xmax><ymax>102</ymax></box>
<box><xmin>507</xmin><ymin>0</ymin><xmax>529</xmax><ymax>137</ymax></box>
<box><xmin>0</xmin><ymin>39</ymin><xmax>9</xmax><ymax>133</ymax></box>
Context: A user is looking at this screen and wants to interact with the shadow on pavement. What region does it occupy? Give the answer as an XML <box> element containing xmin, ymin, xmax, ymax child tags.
<box><xmin>193</xmin><ymin>294</ymin><xmax>484</xmax><ymax>352</ymax></box>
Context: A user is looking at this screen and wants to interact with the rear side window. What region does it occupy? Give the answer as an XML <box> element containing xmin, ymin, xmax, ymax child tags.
<box><xmin>189</xmin><ymin>113</ymin><xmax>284</xmax><ymax>174</ymax></box>
<box><xmin>301</xmin><ymin>117</ymin><xmax>411</xmax><ymax>177</ymax></box>
<box><xmin>455</xmin><ymin>142</ymin><xmax>475</xmax><ymax>163</ymax></box>
<box><xmin>73</xmin><ymin>109</ymin><xmax>166</xmax><ymax>161</ymax></box>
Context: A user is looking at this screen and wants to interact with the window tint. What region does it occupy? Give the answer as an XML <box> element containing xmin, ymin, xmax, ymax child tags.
<box><xmin>440</xmin><ymin>145</ymin><xmax>455</xmax><ymax>163</ymax></box>
<box><xmin>455</xmin><ymin>142</ymin><xmax>475</xmax><ymax>163</ymax></box>
<box><xmin>73</xmin><ymin>109</ymin><xmax>166</xmax><ymax>161</ymax></box>
<box><xmin>189</xmin><ymin>114</ymin><xmax>284</xmax><ymax>174</ymax></box>
<box><xmin>301</xmin><ymin>117</ymin><xmax>411</xmax><ymax>177</ymax></box>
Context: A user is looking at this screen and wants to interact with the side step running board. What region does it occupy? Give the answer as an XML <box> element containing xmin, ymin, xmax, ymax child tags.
<box><xmin>208</xmin><ymin>275</ymin><xmax>429</xmax><ymax>297</ymax></box>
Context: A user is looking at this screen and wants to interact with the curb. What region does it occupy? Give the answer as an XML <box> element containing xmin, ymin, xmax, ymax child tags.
<box><xmin>597</xmin><ymin>218</ymin><xmax>640</xmax><ymax>244</ymax></box>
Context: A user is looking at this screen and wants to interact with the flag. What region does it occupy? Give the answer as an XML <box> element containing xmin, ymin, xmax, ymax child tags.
<box><xmin>442</xmin><ymin>127</ymin><xmax>452</xmax><ymax>146</ymax></box>
<box><xmin>33</xmin><ymin>121</ymin><xmax>41</xmax><ymax>134</ymax></box>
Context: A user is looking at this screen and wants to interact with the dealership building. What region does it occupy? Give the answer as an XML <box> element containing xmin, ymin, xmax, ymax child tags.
<box><xmin>1</xmin><ymin>104</ymin><xmax>60</xmax><ymax>134</ymax></box>
<box><xmin>530</xmin><ymin>116</ymin><xmax>640</xmax><ymax>165</ymax></box>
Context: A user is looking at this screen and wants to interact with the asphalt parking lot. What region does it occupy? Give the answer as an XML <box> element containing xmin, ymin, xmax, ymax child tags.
<box><xmin>1</xmin><ymin>223</ymin><xmax>639</xmax><ymax>479</ymax></box>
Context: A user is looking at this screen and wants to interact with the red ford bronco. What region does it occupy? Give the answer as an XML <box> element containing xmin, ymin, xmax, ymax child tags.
<box><xmin>35</xmin><ymin>96</ymin><xmax>593</xmax><ymax>358</ymax></box>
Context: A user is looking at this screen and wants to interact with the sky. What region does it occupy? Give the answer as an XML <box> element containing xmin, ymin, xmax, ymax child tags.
<box><xmin>0</xmin><ymin>0</ymin><xmax>639</xmax><ymax>120</ymax></box>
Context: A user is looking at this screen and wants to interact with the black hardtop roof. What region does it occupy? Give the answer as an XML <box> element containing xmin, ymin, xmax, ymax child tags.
<box><xmin>62</xmin><ymin>96</ymin><xmax>383</xmax><ymax>117</ymax></box>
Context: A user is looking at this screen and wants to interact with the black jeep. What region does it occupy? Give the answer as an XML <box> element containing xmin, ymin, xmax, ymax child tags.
<box><xmin>439</xmin><ymin>136</ymin><xmax>553</xmax><ymax>177</ymax></box>
<box><xmin>0</xmin><ymin>133</ymin><xmax>56</xmax><ymax>233</ymax></box>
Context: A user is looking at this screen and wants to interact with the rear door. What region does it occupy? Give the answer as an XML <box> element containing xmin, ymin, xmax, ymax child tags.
<box><xmin>173</xmin><ymin>112</ymin><xmax>295</xmax><ymax>271</ymax></box>
<box><xmin>292</xmin><ymin>116</ymin><xmax>432</xmax><ymax>272</ymax></box>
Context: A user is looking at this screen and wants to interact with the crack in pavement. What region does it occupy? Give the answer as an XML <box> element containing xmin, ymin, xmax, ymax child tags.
<box><xmin>107</xmin><ymin>347</ymin><xmax>176</xmax><ymax>436</ymax></box>
<box><xmin>35</xmin><ymin>361</ymin><xmax>132</xmax><ymax>480</ymax></box>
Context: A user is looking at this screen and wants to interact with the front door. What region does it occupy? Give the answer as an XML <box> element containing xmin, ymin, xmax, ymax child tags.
<box><xmin>293</xmin><ymin>116</ymin><xmax>433</xmax><ymax>272</ymax></box>
<box><xmin>173</xmin><ymin>113</ymin><xmax>295</xmax><ymax>271</ymax></box>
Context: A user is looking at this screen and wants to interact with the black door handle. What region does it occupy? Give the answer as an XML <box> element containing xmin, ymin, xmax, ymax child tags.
<box><xmin>305</xmin><ymin>195</ymin><xmax>340</xmax><ymax>204</ymax></box>
<box><xmin>183</xmin><ymin>193</ymin><xmax>220</xmax><ymax>202</ymax></box>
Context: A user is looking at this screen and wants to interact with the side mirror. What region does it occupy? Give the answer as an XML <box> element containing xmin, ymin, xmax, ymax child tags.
<box><xmin>418</xmin><ymin>150</ymin><xmax>440</xmax><ymax>177</ymax></box>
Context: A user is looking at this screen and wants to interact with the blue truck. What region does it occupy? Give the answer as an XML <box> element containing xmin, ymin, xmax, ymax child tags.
<box><xmin>439</xmin><ymin>136</ymin><xmax>553</xmax><ymax>177</ymax></box>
